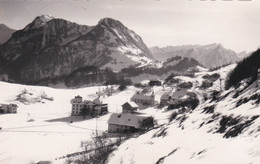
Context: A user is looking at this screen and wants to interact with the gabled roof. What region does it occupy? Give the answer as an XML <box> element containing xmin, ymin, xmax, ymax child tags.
<box><xmin>93</xmin><ymin>97</ymin><xmax>101</xmax><ymax>104</ymax></box>
<box><xmin>131</xmin><ymin>94</ymin><xmax>154</xmax><ymax>101</ymax></box>
<box><xmin>160</xmin><ymin>92</ymin><xmax>171</xmax><ymax>100</ymax></box>
<box><xmin>85</xmin><ymin>101</ymin><xmax>95</xmax><ymax>106</ymax></box>
<box><xmin>94</xmin><ymin>106</ymin><xmax>101</xmax><ymax>110</ymax></box>
<box><xmin>108</xmin><ymin>113</ymin><xmax>146</xmax><ymax>128</ymax></box>
<box><xmin>171</xmin><ymin>89</ymin><xmax>187</xmax><ymax>99</ymax></box>
<box><xmin>122</xmin><ymin>102</ymin><xmax>138</xmax><ymax>108</ymax></box>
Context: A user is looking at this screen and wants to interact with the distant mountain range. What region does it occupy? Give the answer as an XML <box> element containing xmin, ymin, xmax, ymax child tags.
<box><xmin>150</xmin><ymin>44</ymin><xmax>239</xmax><ymax>69</ymax></box>
<box><xmin>0</xmin><ymin>15</ymin><xmax>241</xmax><ymax>86</ymax></box>
<box><xmin>0</xmin><ymin>24</ymin><xmax>16</xmax><ymax>45</ymax></box>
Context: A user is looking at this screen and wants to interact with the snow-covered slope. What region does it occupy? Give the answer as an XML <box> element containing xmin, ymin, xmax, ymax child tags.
<box><xmin>0</xmin><ymin>82</ymin><xmax>142</xmax><ymax>163</ymax></box>
<box><xmin>1</xmin><ymin>63</ymin><xmax>260</xmax><ymax>164</ymax></box>
<box><xmin>108</xmin><ymin>64</ymin><xmax>260</xmax><ymax>164</ymax></box>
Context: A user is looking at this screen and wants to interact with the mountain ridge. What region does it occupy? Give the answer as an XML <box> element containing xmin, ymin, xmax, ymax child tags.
<box><xmin>0</xmin><ymin>15</ymin><xmax>155</xmax><ymax>85</ymax></box>
<box><xmin>0</xmin><ymin>24</ymin><xmax>16</xmax><ymax>45</ymax></box>
<box><xmin>150</xmin><ymin>44</ymin><xmax>239</xmax><ymax>69</ymax></box>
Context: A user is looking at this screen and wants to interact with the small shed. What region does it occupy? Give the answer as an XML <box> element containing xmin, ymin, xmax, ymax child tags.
<box><xmin>149</xmin><ymin>80</ymin><xmax>161</xmax><ymax>86</ymax></box>
<box><xmin>122</xmin><ymin>102</ymin><xmax>138</xmax><ymax>113</ymax></box>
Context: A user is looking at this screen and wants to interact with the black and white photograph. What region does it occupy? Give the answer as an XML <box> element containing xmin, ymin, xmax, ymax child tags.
<box><xmin>0</xmin><ymin>0</ymin><xmax>260</xmax><ymax>163</ymax></box>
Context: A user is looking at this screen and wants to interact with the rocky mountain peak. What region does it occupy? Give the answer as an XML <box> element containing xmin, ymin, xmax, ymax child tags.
<box><xmin>0</xmin><ymin>16</ymin><xmax>155</xmax><ymax>84</ymax></box>
<box><xmin>24</xmin><ymin>14</ymin><xmax>54</xmax><ymax>31</ymax></box>
<box><xmin>98</xmin><ymin>17</ymin><xmax>121</xmax><ymax>27</ymax></box>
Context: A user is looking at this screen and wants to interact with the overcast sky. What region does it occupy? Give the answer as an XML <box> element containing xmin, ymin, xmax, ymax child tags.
<box><xmin>0</xmin><ymin>0</ymin><xmax>259</xmax><ymax>53</ymax></box>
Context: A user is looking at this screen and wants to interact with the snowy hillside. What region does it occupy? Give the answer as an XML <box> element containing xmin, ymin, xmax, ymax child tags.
<box><xmin>108</xmin><ymin>64</ymin><xmax>260</xmax><ymax>164</ymax></box>
<box><xmin>1</xmin><ymin>63</ymin><xmax>260</xmax><ymax>164</ymax></box>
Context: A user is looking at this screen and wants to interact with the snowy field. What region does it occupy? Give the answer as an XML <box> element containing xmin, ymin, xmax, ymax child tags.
<box><xmin>1</xmin><ymin>64</ymin><xmax>260</xmax><ymax>164</ymax></box>
<box><xmin>0</xmin><ymin>82</ymin><xmax>141</xmax><ymax>164</ymax></box>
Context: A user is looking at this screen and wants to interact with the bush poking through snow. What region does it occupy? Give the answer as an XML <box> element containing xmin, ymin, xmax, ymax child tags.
<box><xmin>66</xmin><ymin>133</ymin><xmax>118</xmax><ymax>164</ymax></box>
<box><xmin>202</xmin><ymin>105</ymin><xmax>215</xmax><ymax>114</ymax></box>
<box><xmin>224</xmin><ymin>116</ymin><xmax>259</xmax><ymax>138</ymax></box>
<box><xmin>16</xmin><ymin>89</ymin><xmax>53</xmax><ymax>104</ymax></box>
<box><xmin>236</xmin><ymin>93</ymin><xmax>260</xmax><ymax>107</ymax></box>
<box><xmin>140</xmin><ymin>116</ymin><xmax>156</xmax><ymax>130</ymax></box>
<box><xmin>153</xmin><ymin>127</ymin><xmax>168</xmax><ymax>138</ymax></box>
<box><xmin>217</xmin><ymin>116</ymin><xmax>241</xmax><ymax>134</ymax></box>
<box><xmin>40</xmin><ymin>91</ymin><xmax>54</xmax><ymax>101</ymax></box>
<box><xmin>216</xmin><ymin>115</ymin><xmax>260</xmax><ymax>138</ymax></box>
<box><xmin>169</xmin><ymin>112</ymin><xmax>178</xmax><ymax>122</ymax></box>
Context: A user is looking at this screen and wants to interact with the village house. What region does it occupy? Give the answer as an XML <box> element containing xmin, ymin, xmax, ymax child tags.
<box><xmin>130</xmin><ymin>92</ymin><xmax>155</xmax><ymax>108</ymax></box>
<box><xmin>70</xmin><ymin>95</ymin><xmax>108</xmax><ymax>116</ymax></box>
<box><xmin>168</xmin><ymin>89</ymin><xmax>188</xmax><ymax>109</ymax></box>
<box><xmin>107</xmin><ymin>113</ymin><xmax>147</xmax><ymax>133</ymax></box>
<box><xmin>122</xmin><ymin>102</ymin><xmax>138</xmax><ymax>113</ymax></box>
<box><xmin>0</xmin><ymin>103</ymin><xmax>18</xmax><ymax>114</ymax></box>
<box><xmin>149</xmin><ymin>79</ymin><xmax>161</xmax><ymax>86</ymax></box>
<box><xmin>160</xmin><ymin>92</ymin><xmax>172</xmax><ymax>106</ymax></box>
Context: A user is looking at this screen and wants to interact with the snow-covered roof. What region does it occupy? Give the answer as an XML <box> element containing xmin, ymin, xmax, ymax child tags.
<box><xmin>93</xmin><ymin>97</ymin><xmax>101</xmax><ymax>104</ymax></box>
<box><xmin>108</xmin><ymin>113</ymin><xmax>146</xmax><ymax>128</ymax></box>
<box><xmin>122</xmin><ymin>102</ymin><xmax>138</xmax><ymax>108</ymax></box>
<box><xmin>171</xmin><ymin>89</ymin><xmax>187</xmax><ymax>99</ymax></box>
<box><xmin>160</xmin><ymin>92</ymin><xmax>171</xmax><ymax>100</ymax></box>
<box><xmin>85</xmin><ymin>101</ymin><xmax>95</xmax><ymax>106</ymax></box>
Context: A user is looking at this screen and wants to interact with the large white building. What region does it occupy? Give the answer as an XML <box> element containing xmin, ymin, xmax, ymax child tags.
<box><xmin>70</xmin><ymin>95</ymin><xmax>108</xmax><ymax>116</ymax></box>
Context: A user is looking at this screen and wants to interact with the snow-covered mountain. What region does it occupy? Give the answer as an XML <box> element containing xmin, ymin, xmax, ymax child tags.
<box><xmin>0</xmin><ymin>24</ymin><xmax>16</xmax><ymax>45</ymax></box>
<box><xmin>0</xmin><ymin>15</ymin><xmax>154</xmax><ymax>84</ymax></box>
<box><xmin>150</xmin><ymin>44</ymin><xmax>239</xmax><ymax>69</ymax></box>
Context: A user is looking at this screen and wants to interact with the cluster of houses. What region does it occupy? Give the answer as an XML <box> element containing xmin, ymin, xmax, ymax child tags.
<box><xmin>0</xmin><ymin>103</ymin><xmax>18</xmax><ymax>114</ymax></box>
<box><xmin>70</xmin><ymin>95</ymin><xmax>108</xmax><ymax>117</ymax></box>
<box><xmin>70</xmin><ymin>83</ymin><xmax>189</xmax><ymax>134</ymax></box>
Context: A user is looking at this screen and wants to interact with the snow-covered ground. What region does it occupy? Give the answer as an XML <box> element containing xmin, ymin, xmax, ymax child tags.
<box><xmin>0</xmin><ymin>82</ymin><xmax>139</xmax><ymax>164</ymax></box>
<box><xmin>1</xmin><ymin>64</ymin><xmax>260</xmax><ymax>164</ymax></box>
<box><xmin>107</xmin><ymin>64</ymin><xmax>260</xmax><ymax>164</ymax></box>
